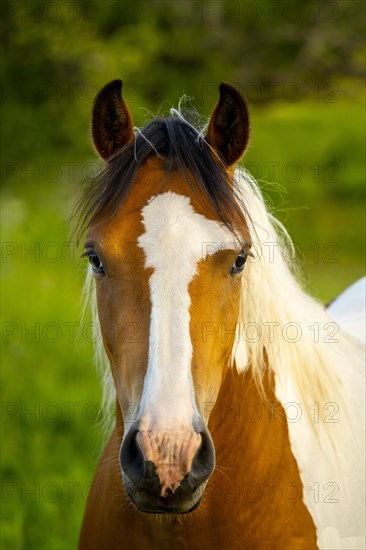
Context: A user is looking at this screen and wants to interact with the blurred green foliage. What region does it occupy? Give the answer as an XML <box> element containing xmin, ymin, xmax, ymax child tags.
<box><xmin>1</xmin><ymin>1</ymin><xmax>365</xmax><ymax>548</ymax></box>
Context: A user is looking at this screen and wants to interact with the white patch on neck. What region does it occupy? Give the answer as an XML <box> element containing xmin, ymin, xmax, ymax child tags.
<box><xmin>137</xmin><ymin>192</ymin><xmax>239</xmax><ymax>428</ymax></box>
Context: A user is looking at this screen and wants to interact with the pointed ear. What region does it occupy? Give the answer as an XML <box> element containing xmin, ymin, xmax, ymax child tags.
<box><xmin>206</xmin><ymin>82</ymin><xmax>250</xmax><ymax>167</ymax></box>
<box><xmin>91</xmin><ymin>79</ymin><xmax>134</xmax><ymax>160</ymax></box>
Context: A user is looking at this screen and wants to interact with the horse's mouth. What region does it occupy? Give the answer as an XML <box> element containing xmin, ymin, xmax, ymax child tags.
<box><xmin>122</xmin><ymin>473</ymin><xmax>205</xmax><ymax>515</ymax></box>
<box><xmin>129</xmin><ymin>494</ymin><xmax>202</xmax><ymax>515</ymax></box>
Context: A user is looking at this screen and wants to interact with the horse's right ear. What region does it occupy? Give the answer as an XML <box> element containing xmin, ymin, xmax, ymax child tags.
<box><xmin>92</xmin><ymin>80</ymin><xmax>134</xmax><ymax>160</ymax></box>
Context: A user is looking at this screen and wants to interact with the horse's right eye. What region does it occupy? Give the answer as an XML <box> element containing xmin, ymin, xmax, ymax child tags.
<box><xmin>83</xmin><ymin>250</ymin><xmax>105</xmax><ymax>275</ymax></box>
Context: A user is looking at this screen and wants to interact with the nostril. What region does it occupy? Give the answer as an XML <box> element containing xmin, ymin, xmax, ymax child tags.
<box><xmin>120</xmin><ymin>423</ymin><xmax>145</xmax><ymax>483</ymax></box>
<box><xmin>189</xmin><ymin>423</ymin><xmax>215</xmax><ymax>490</ymax></box>
<box><xmin>144</xmin><ymin>460</ymin><xmax>157</xmax><ymax>480</ymax></box>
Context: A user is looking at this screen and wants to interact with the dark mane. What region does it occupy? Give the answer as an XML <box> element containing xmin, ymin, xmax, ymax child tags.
<box><xmin>75</xmin><ymin>115</ymin><xmax>248</xmax><ymax>240</ymax></box>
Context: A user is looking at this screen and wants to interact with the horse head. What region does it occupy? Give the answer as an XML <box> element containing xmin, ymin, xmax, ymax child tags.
<box><xmin>84</xmin><ymin>80</ymin><xmax>251</xmax><ymax>513</ymax></box>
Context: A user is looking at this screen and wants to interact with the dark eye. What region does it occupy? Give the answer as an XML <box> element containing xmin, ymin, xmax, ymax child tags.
<box><xmin>231</xmin><ymin>251</ymin><xmax>248</xmax><ymax>275</ymax></box>
<box><xmin>83</xmin><ymin>250</ymin><xmax>105</xmax><ymax>275</ymax></box>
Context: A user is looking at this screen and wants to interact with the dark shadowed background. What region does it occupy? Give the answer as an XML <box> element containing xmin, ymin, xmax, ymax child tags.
<box><xmin>1</xmin><ymin>1</ymin><xmax>365</xmax><ymax>548</ymax></box>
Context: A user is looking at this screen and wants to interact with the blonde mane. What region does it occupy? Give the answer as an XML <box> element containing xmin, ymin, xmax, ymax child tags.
<box><xmin>233</xmin><ymin>168</ymin><xmax>364</xmax><ymax>441</ymax></box>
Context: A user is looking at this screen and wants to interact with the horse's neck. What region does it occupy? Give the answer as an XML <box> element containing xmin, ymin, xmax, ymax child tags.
<box><xmin>80</xmin><ymin>368</ymin><xmax>317</xmax><ymax>549</ymax></box>
<box><xmin>208</xmin><ymin>366</ymin><xmax>300</xmax><ymax>481</ymax></box>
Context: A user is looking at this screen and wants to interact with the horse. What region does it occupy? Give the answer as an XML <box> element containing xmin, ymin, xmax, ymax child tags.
<box><xmin>77</xmin><ymin>80</ymin><xmax>365</xmax><ymax>549</ymax></box>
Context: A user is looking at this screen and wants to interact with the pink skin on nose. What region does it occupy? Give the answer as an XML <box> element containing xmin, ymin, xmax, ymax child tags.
<box><xmin>137</xmin><ymin>421</ymin><xmax>202</xmax><ymax>497</ymax></box>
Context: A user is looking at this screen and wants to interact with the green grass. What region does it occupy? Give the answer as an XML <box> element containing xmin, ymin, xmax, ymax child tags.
<box><xmin>1</xmin><ymin>97</ymin><xmax>364</xmax><ymax>549</ymax></box>
<box><xmin>1</xmin><ymin>192</ymin><xmax>102</xmax><ymax>549</ymax></box>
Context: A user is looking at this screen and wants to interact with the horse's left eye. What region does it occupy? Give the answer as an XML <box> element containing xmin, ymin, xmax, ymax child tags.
<box><xmin>231</xmin><ymin>251</ymin><xmax>247</xmax><ymax>275</ymax></box>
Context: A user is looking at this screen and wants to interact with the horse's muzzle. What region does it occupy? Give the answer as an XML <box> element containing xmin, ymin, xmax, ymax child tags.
<box><xmin>120</xmin><ymin>420</ymin><xmax>215</xmax><ymax>514</ymax></box>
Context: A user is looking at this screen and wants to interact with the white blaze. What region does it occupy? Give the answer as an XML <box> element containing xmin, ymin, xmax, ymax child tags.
<box><xmin>137</xmin><ymin>192</ymin><xmax>239</xmax><ymax>426</ymax></box>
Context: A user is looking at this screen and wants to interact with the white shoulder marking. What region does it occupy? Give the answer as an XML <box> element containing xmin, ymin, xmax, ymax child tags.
<box><xmin>327</xmin><ymin>277</ymin><xmax>366</xmax><ymax>345</ymax></box>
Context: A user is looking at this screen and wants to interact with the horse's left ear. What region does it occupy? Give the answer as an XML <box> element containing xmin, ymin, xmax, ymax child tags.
<box><xmin>206</xmin><ymin>82</ymin><xmax>250</xmax><ymax>167</ymax></box>
<box><xmin>92</xmin><ymin>79</ymin><xmax>135</xmax><ymax>160</ymax></box>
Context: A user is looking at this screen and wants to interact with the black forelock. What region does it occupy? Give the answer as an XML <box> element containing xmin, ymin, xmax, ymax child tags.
<box><xmin>75</xmin><ymin>115</ymin><xmax>248</xmax><ymax>240</ymax></box>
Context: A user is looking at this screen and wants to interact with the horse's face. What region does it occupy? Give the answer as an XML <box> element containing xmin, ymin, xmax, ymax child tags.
<box><xmin>85</xmin><ymin>81</ymin><xmax>250</xmax><ymax>513</ymax></box>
